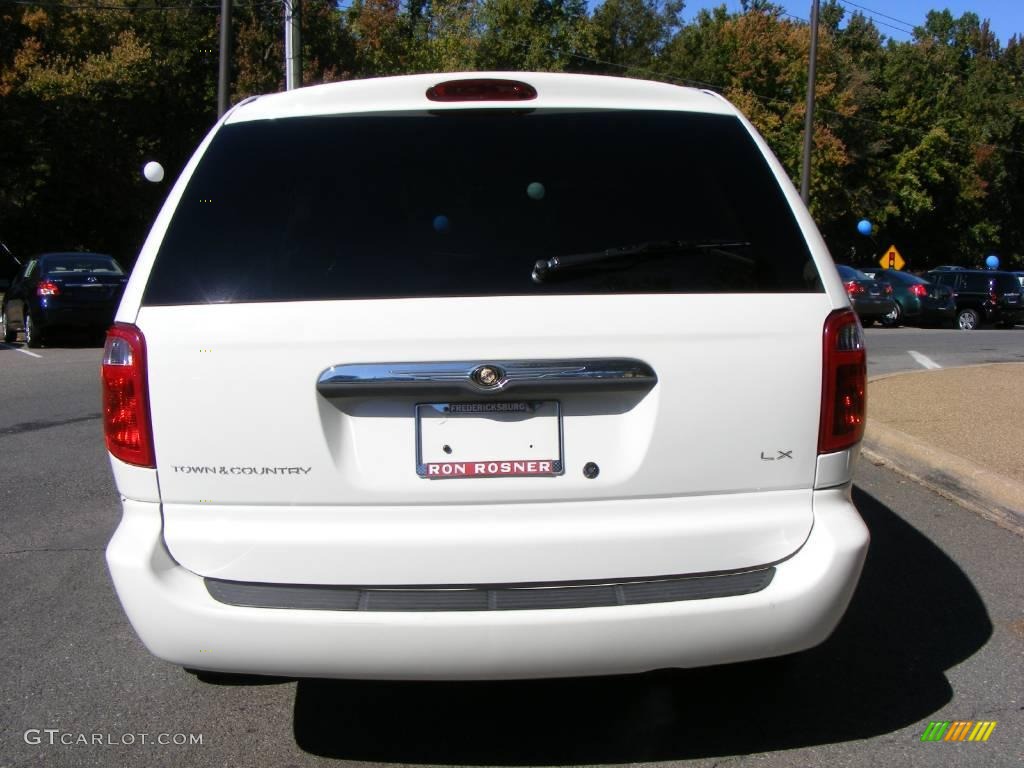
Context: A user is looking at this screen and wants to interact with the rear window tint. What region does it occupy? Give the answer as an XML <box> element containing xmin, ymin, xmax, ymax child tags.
<box><xmin>961</xmin><ymin>274</ymin><xmax>990</xmax><ymax>292</ymax></box>
<box><xmin>143</xmin><ymin>111</ymin><xmax>821</xmax><ymax>305</ymax></box>
<box><xmin>42</xmin><ymin>255</ymin><xmax>122</xmax><ymax>275</ymax></box>
<box><xmin>993</xmin><ymin>274</ymin><xmax>1019</xmax><ymax>292</ymax></box>
<box><xmin>886</xmin><ymin>270</ymin><xmax>925</xmax><ymax>284</ymax></box>
<box><xmin>837</xmin><ymin>266</ymin><xmax>869</xmax><ymax>280</ymax></box>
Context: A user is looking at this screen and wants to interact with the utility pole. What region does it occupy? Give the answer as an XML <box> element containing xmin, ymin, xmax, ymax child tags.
<box><xmin>217</xmin><ymin>0</ymin><xmax>231</xmax><ymax>117</ymax></box>
<box><xmin>285</xmin><ymin>0</ymin><xmax>301</xmax><ymax>90</ymax></box>
<box><xmin>800</xmin><ymin>0</ymin><xmax>820</xmax><ymax>206</ymax></box>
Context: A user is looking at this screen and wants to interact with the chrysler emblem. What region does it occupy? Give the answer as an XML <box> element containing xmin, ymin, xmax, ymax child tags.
<box><xmin>471</xmin><ymin>365</ymin><xmax>504</xmax><ymax>389</ymax></box>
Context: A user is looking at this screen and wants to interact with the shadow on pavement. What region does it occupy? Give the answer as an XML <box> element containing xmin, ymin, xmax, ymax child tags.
<box><xmin>292</xmin><ymin>486</ymin><xmax>992</xmax><ymax>763</ymax></box>
<box><xmin>187</xmin><ymin>670</ymin><xmax>295</xmax><ymax>686</ymax></box>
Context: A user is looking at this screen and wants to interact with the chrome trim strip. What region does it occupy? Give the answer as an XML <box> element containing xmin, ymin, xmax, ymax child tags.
<box><xmin>317</xmin><ymin>358</ymin><xmax>657</xmax><ymax>397</ymax></box>
<box><xmin>205</xmin><ymin>568</ymin><xmax>775</xmax><ymax>612</ymax></box>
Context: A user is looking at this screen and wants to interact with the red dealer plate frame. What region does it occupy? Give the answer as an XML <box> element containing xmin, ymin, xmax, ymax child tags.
<box><xmin>415</xmin><ymin>401</ymin><xmax>563</xmax><ymax>479</ymax></box>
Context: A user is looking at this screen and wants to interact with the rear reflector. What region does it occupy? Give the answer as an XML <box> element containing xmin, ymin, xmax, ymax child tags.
<box><xmin>101</xmin><ymin>323</ymin><xmax>155</xmax><ymax>467</ymax></box>
<box><xmin>819</xmin><ymin>309</ymin><xmax>866</xmax><ymax>454</ymax></box>
<box><xmin>426</xmin><ymin>78</ymin><xmax>537</xmax><ymax>102</ymax></box>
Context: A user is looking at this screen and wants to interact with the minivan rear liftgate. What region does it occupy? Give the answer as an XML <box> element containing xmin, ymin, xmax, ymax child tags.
<box><xmin>136</xmin><ymin>292</ymin><xmax>828</xmax><ymax>586</ymax></box>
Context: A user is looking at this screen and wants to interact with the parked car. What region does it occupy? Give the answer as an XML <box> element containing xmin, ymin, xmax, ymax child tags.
<box><xmin>836</xmin><ymin>265</ymin><xmax>896</xmax><ymax>325</ymax></box>
<box><xmin>1012</xmin><ymin>271</ymin><xmax>1024</xmax><ymax>290</ymax></box>
<box><xmin>1</xmin><ymin>252</ymin><xmax>127</xmax><ymax>347</ymax></box>
<box><xmin>104</xmin><ymin>73</ymin><xmax>869</xmax><ymax>681</ymax></box>
<box><xmin>925</xmin><ymin>268</ymin><xmax>1023</xmax><ymax>329</ymax></box>
<box><xmin>859</xmin><ymin>268</ymin><xmax>956</xmax><ymax>327</ymax></box>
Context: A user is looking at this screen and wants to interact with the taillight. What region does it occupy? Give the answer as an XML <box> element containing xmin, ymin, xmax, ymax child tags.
<box><xmin>883</xmin><ymin>283</ymin><xmax>893</xmax><ymax>295</ymax></box>
<box><xmin>819</xmin><ymin>309</ymin><xmax>866</xmax><ymax>455</ymax></box>
<box><xmin>844</xmin><ymin>280</ymin><xmax>864</xmax><ymax>295</ymax></box>
<box><xmin>910</xmin><ymin>284</ymin><xmax>927</xmax><ymax>297</ymax></box>
<box><xmin>101</xmin><ymin>323</ymin><xmax>155</xmax><ymax>467</ymax></box>
<box><xmin>37</xmin><ymin>280</ymin><xmax>60</xmax><ymax>296</ymax></box>
<box><xmin>426</xmin><ymin>78</ymin><xmax>537</xmax><ymax>102</ymax></box>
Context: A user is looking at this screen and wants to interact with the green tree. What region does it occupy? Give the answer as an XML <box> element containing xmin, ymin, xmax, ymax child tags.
<box><xmin>477</xmin><ymin>0</ymin><xmax>593</xmax><ymax>71</ymax></box>
<box><xmin>591</xmin><ymin>0</ymin><xmax>683</xmax><ymax>71</ymax></box>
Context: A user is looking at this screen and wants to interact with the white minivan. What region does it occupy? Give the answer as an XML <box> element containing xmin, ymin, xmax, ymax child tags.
<box><xmin>104</xmin><ymin>73</ymin><xmax>869</xmax><ymax>680</ymax></box>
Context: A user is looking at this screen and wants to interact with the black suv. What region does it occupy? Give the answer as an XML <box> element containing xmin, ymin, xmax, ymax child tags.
<box><xmin>925</xmin><ymin>269</ymin><xmax>1022</xmax><ymax>330</ymax></box>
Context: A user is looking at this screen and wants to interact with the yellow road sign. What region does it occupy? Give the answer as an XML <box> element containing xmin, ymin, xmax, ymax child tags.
<box><xmin>880</xmin><ymin>245</ymin><xmax>905</xmax><ymax>270</ymax></box>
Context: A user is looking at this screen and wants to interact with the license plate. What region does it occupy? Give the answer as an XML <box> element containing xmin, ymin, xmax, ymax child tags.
<box><xmin>416</xmin><ymin>401</ymin><xmax>562</xmax><ymax>479</ymax></box>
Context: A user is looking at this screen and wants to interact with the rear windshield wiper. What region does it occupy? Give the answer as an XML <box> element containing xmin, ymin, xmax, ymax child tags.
<box><xmin>531</xmin><ymin>239</ymin><xmax>751</xmax><ymax>283</ymax></box>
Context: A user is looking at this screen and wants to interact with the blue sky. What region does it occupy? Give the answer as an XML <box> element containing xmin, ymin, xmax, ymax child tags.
<box><xmin>680</xmin><ymin>2</ymin><xmax>1024</xmax><ymax>43</ymax></box>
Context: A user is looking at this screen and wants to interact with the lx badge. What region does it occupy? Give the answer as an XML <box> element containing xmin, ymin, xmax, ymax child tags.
<box><xmin>761</xmin><ymin>450</ymin><xmax>794</xmax><ymax>461</ymax></box>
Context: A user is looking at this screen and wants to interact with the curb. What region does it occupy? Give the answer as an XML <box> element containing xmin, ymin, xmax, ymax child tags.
<box><xmin>862</xmin><ymin>421</ymin><xmax>1024</xmax><ymax>538</ymax></box>
<box><xmin>867</xmin><ymin>360</ymin><xmax>1024</xmax><ymax>385</ymax></box>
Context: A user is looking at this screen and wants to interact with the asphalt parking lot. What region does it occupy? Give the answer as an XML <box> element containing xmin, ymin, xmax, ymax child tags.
<box><xmin>1</xmin><ymin>330</ymin><xmax>1022</xmax><ymax>768</ymax></box>
<box><xmin>862</xmin><ymin>324</ymin><xmax>1024</xmax><ymax>374</ymax></box>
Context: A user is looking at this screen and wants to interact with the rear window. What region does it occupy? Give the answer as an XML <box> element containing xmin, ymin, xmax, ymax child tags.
<box><xmin>43</xmin><ymin>255</ymin><xmax>123</xmax><ymax>275</ymax></box>
<box><xmin>884</xmin><ymin>270</ymin><xmax>925</xmax><ymax>284</ymax></box>
<box><xmin>837</xmin><ymin>266</ymin><xmax>869</xmax><ymax>280</ymax></box>
<box><xmin>143</xmin><ymin>111</ymin><xmax>820</xmax><ymax>305</ymax></box>
<box><xmin>961</xmin><ymin>274</ymin><xmax>990</xmax><ymax>292</ymax></box>
<box><xmin>993</xmin><ymin>274</ymin><xmax>1019</xmax><ymax>293</ymax></box>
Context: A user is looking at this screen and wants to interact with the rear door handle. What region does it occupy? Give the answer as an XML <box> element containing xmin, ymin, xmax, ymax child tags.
<box><xmin>317</xmin><ymin>358</ymin><xmax>658</xmax><ymax>398</ymax></box>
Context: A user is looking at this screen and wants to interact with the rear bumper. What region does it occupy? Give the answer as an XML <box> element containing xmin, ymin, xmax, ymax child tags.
<box><xmin>851</xmin><ymin>297</ymin><xmax>895</xmax><ymax>319</ymax></box>
<box><xmin>106</xmin><ymin>487</ymin><xmax>869</xmax><ymax>680</ymax></box>
<box><xmin>36</xmin><ymin>299</ymin><xmax>116</xmax><ymax>328</ymax></box>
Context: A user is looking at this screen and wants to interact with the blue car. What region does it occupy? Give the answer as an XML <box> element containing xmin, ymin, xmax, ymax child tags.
<box><xmin>1</xmin><ymin>252</ymin><xmax>127</xmax><ymax>347</ymax></box>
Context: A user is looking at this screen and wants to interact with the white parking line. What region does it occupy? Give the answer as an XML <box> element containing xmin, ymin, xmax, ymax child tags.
<box><xmin>908</xmin><ymin>350</ymin><xmax>941</xmax><ymax>370</ymax></box>
<box><xmin>0</xmin><ymin>342</ymin><xmax>42</xmax><ymax>358</ymax></box>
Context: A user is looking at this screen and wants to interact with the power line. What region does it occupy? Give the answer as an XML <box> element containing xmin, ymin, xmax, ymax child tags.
<box><xmin>8</xmin><ymin>0</ymin><xmax>1022</xmax><ymax>158</ymax></box>
<box><xmin>836</xmin><ymin>0</ymin><xmax>917</xmax><ymax>32</ymax></box>
<box><xmin>539</xmin><ymin>47</ymin><xmax>723</xmax><ymax>91</ymax></box>
<box><xmin>9</xmin><ymin>0</ymin><xmax>279</xmax><ymax>10</ymax></box>
<box><xmin>10</xmin><ymin>0</ymin><xmax>218</xmax><ymax>9</ymax></box>
<box><xmin>834</xmin><ymin>0</ymin><xmax>915</xmax><ymax>37</ymax></box>
<box><xmin>751</xmin><ymin>6</ymin><xmax>914</xmax><ymax>44</ymax></box>
<box><xmin>554</xmin><ymin>46</ymin><xmax>1024</xmax><ymax>158</ymax></box>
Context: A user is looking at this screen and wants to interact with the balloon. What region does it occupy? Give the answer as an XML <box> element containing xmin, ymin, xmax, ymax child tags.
<box><xmin>143</xmin><ymin>161</ymin><xmax>164</xmax><ymax>183</ymax></box>
<box><xmin>526</xmin><ymin>182</ymin><xmax>546</xmax><ymax>200</ymax></box>
<box><xmin>985</xmin><ymin>254</ymin><xmax>999</xmax><ymax>269</ymax></box>
<box><xmin>432</xmin><ymin>215</ymin><xmax>450</xmax><ymax>233</ymax></box>
<box><xmin>856</xmin><ymin>219</ymin><xmax>872</xmax><ymax>236</ymax></box>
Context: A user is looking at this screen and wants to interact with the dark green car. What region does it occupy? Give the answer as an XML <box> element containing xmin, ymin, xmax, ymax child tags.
<box><xmin>861</xmin><ymin>269</ymin><xmax>956</xmax><ymax>327</ymax></box>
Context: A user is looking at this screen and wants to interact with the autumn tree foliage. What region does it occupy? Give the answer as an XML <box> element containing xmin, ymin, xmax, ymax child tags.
<box><xmin>1</xmin><ymin>0</ymin><xmax>1023</xmax><ymax>270</ymax></box>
